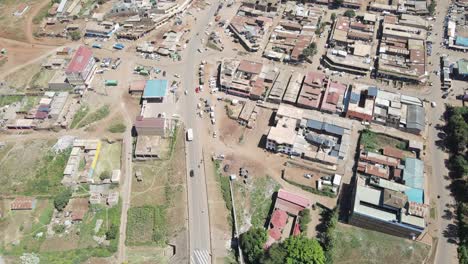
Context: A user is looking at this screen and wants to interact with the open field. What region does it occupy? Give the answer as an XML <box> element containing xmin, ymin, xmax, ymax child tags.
<box><xmin>94</xmin><ymin>141</ymin><xmax>122</xmax><ymax>180</ymax></box>
<box><xmin>29</xmin><ymin>68</ymin><xmax>55</xmax><ymax>89</ymax></box>
<box><xmin>0</xmin><ymin>0</ymin><xmax>32</xmax><ymax>41</ymax></box>
<box><xmin>232</xmin><ymin>175</ymin><xmax>280</xmax><ymax>231</ymax></box>
<box><xmin>0</xmin><ymin>95</ymin><xmax>24</xmax><ymax>107</ymax></box>
<box><xmin>0</xmin><ymin>139</ymin><xmax>70</xmax><ymax>195</ymax></box>
<box><xmin>127</xmin><ymin>126</ymin><xmax>187</xmax><ymax>259</ymax></box>
<box><xmin>333</xmin><ymin>223</ymin><xmax>430</xmax><ymax>264</ymax></box>
<box><xmin>3</xmin><ymin>63</ymin><xmax>42</xmax><ymax>91</ymax></box>
<box><xmin>72</xmin><ymin>104</ymin><xmax>111</xmax><ymax>129</ymax></box>
<box><xmin>0</xmin><ymin>199</ymin><xmax>53</xmax><ymax>252</ymax></box>
<box><xmin>360</xmin><ymin>130</ymin><xmax>416</xmax><ymax>158</ymax></box>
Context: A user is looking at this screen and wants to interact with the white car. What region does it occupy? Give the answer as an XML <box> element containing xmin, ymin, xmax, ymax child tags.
<box><xmin>184</xmin><ymin>90</ymin><xmax>188</xmax><ymax>95</ymax></box>
<box><xmin>198</xmin><ymin>48</ymin><xmax>204</xmax><ymax>53</ymax></box>
<box><xmin>211</xmin><ymin>118</ymin><xmax>216</xmax><ymax>124</ymax></box>
<box><xmin>213</xmin><ymin>131</ymin><xmax>217</xmax><ymax>138</ymax></box>
<box><xmin>431</xmin><ymin>101</ymin><xmax>437</xmax><ymax>108</ymax></box>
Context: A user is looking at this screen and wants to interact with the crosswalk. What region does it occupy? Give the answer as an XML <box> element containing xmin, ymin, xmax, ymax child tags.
<box><xmin>191</xmin><ymin>249</ymin><xmax>211</xmax><ymax>264</ymax></box>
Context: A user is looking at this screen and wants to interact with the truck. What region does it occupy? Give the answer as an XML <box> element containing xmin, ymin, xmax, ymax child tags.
<box><xmin>92</xmin><ymin>43</ymin><xmax>102</xmax><ymax>49</ymax></box>
<box><xmin>105</xmin><ymin>80</ymin><xmax>118</xmax><ymax>86</ymax></box>
<box><xmin>186</xmin><ymin>128</ymin><xmax>193</xmax><ymax>141</ymax></box>
<box><xmin>113</xmin><ymin>43</ymin><xmax>125</xmax><ymax>50</ymax></box>
<box><xmin>111</xmin><ymin>58</ymin><xmax>121</xmax><ymax>69</ymax></box>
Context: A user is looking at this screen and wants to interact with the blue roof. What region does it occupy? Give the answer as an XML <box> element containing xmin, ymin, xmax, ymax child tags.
<box><xmin>350</xmin><ymin>92</ymin><xmax>360</xmax><ymax>104</ymax></box>
<box><xmin>403</xmin><ymin>158</ymin><xmax>424</xmax><ymax>189</ymax></box>
<box><xmin>323</xmin><ymin>123</ymin><xmax>344</xmax><ymax>136</ymax></box>
<box><xmin>456</xmin><ymin>36</ymin><xmax>468</xmax><ymax>47</ymax></box>
<box><xmin>368</xmin><ymin>87</ymin><xmax>378</xmax><ymax>97</ymax></box>
<box><xmin>306</xmin><ymin>119</ymin><xmax>323</xmax><ymax>130</ymax></box>
<box><xmin>143</xmin><ymin>80</ymin><xmax>168</xmax><ymax>98</ymax></box>
<box><xmin>405</xmin><ymin>188</ymin><xmax>424</xmax><ymax>203</ymax></box>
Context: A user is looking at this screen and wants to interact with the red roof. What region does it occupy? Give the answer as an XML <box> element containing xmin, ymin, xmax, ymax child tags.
<box><xmin>277</xmin><ymin>189</ymin><xmax>310</xmax><ymax>208</ymax></box>
<box><xmin>269</xmin><ymin>228</ymin><xmax>282</xmax><ymax>240</ymax></box>
<box><xmin>383</xmin><ymin>146</ymin><xmax>405</xmax><ymax>160</ymax></box>
<box><xmin>270</xmin><ymin>209</ymin><xmax>288</xmax><ymax>229</ymax></box>
<box><xmin>66</xmin><ymin>46</ymin><xmax>93</xmax><ymax>74</ymax></box>
<box><xmin>304</xmin><ymin>71</ymin><xmax>327</xmax><ymax>88</ymax></box>
<box><xmin>293</xmin><ymin>222</ymin><xmax>301</xmax><ymax>236</ymax></box>
<box><xmin>326</xmin><ymin>92</ymin><xmax>339</xmax><ymax>105</ymax></box>
<box><xmin>35</xmin><ymin>111</ymin><xmax>48</xmax><ymax>120</ymax></box>
<box><xmin>238</xmin><ymin>60</ymin><xmax>263</xmax><ymax>75</ymax></box>
<box><xmin>134</xmin><ymin>116</ymin><xmax>165</xmax><ymax>128</ymax></box>
<box><xmin>11</xmin><ymin>197</ymin><xmax>34</xmax><ymax>210</ymax></box>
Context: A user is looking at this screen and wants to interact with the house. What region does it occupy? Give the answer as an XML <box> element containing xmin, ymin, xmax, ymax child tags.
<box><xmin>135</xmin><ymin>135</ymin><xmax>160</xmax><ymax>160</ymax></box>
<box><xmin>320</xmin><ymin>81</ymin><xmax>347</xmax><ymax>114</ymax></box>
<box><xmin>13</xmin><ymin>4</ymin><xmax>29</xmax><ymax>16</ymax></box>
<box><xmin>65</xmin><ymin>46</ymin><xmax>95</xmax><ymax>86</ymax></box>
<box><xmin>134</xmin><ymin>116</ymin><xmax>167</xmax><ymax>136</ymax></box>
<box><xmin>128</xmin><ymin>80</ymin><xmax>147</xmax><ymax>95</ymax></box>
<box><xmin>142</xmin><ymin>80</ymin><xmax>168</xmax><ymax>102</ymax></box>
<box><xmin>297</xmin><ymin>72</ymin><xmax>327</xmax><ymax>110</ymax></box>
<box><xmin>11</xmin><ymin>197</ymin><xmax>36</xmax><ymax>210</ymax></box>
<box><xmin>266</xmin><ymin>189</ymin><xmax>310</xmax><ymax>247</ymax></box>
<box><xmin>66</xmin><ymin>198</ymin><xmax>89</xmax><ymax>222</ymax></box>
<box><xmin>266</xmin><ymin>117</ymin><xmax>297</xmax><ymax>155</ymax></box>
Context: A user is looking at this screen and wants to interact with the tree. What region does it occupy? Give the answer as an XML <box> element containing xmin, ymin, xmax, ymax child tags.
<box><xmin>240</xmin><ymin>228</ymin><xmax>268</xmax><ymax>264</ymax></box>
<box><xmin>106</xmin><ymin>224</ymin><xmax>119</xmax><ymax>240</ymax></box>
<box><xmin>69</xmin><ymin>31</ymin><xmax>81</xmax><ymax>41</ymax></box>
<box><xmin>54</xmin><ymin>189</ymin><xmax>72</xmax><ymax>211</ymax></box>
<box><xmin>428</xmin><ymin>0</ymin><xmax>436</xmax><ymax>16</ymax></box>
<box><xmin>344</xmin><ymin>10</ymin><xmax>356</xmax><ymax>18</ymax></box>
<box><xmin>451</xmin><ymin>155</ymin><xmax>468</xmax><ymax>178</ymax></box>
<box><xmin>100</xmin><ymin>171</ymin><xmax>111</xmax><ymax>181</ymax></box>
<box><xmin>331</xmin><ymin>13</ymin><xmax>337</xmax><ymax>21</ymax></box>
<box><xmin>263</xmin><ymin>236</ymin><xmax>325</xmax><ymax>264</ymax></box>
<box><xmin>302</xmin><ymin>42</ymin><xmax>318</xmax><ymax>58</ymax></box>
<box><xmin>299</xmin><ymin>209</ymin><xmax>311</xmax><ymax>233</ymax></box>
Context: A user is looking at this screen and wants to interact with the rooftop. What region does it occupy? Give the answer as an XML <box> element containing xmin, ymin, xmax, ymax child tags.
<box><xmin>65</xmin><ymin>46</ymin><xmax>93</xmax><ymax>73</ymax></box>
<box><xmin>143</xmin><ymin>79</ymin><xmax>168</xmax><ymax>98</ymax></box>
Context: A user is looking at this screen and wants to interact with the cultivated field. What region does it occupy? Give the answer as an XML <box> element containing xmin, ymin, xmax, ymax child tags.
<box><xmin>333</xmin><ymin>223</ymin><xmax>430</xmax><ymax>264</ymax></box>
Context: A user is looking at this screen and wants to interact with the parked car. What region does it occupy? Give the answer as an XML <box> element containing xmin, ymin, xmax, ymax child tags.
<box><xmin>190</xmin><ymin>169</ymin><xmax>194</xmax><ymax>177</ymax></box>
<box><xmin>304</xmin><ymin>174</ymin><xmax>312</xmax><ymax>179</ymax></box>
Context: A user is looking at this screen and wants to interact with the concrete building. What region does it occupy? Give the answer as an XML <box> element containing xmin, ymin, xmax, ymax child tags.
<box><xmin>346</xmin><ymin>83</ymin><xmax>376</xmax><ymax>122</ymax></box>
<box><xmin>321</xmin><ymin>81</ymin><xmax>347</xmax><ymax>114</ymax></box>
<box><xmin>142</xmin><ymin>79</ymin><xmax>168</xmax><ymax>102</ymax></box>
<box><xmin>65</xmin><ymin>46</ymin><xmax>95</xmax><ymax>86</ymax></box>
<box><xmin>296</xmin><ymin>71</ymin><xmax>327</xmax><ymax>110</ymax></box>
<box><xmin>134</xmin><ymin>116</ymin><xmax>167</xmax><ymax>136</ymax></box>
<box><xmin>282</xmin><ymin>72</ymin><xmax>304</xmax><ymax>105</ymax></box>
<box><xmin>268</xmin><ymin>72</ymin><xmax>291</xmax><ymax>104</ymax></box>
<box><xmin>266</xmin><ymin>117</ymin><xmax>297</xmax><ymax>155</ymax></box>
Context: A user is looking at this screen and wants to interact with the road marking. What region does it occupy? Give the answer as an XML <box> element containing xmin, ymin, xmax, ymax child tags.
<box><xmin>191</xmin><ymin>249</ymin><xmax>210</xmax><ymax>264</ymax></box>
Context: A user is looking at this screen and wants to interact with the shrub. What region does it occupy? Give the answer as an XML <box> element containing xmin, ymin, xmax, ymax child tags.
<box><xmin>54</xmin><ymin>189</ymin><xmax>72</xmax><ymax>211</ymax></box>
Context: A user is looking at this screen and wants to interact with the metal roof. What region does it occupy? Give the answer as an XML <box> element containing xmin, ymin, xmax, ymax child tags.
<box><xmin>404</xmin><ymin>187</ymin><xmax>424</xmax><ymax>203</ymax></box>
<box><xmin>403</xmin><ymin>158</ymin><xmax>424</xmax><ymax>189</ymax></box>
<box><xmin>143</xmin><ymin>80</ymin><xmax>168</xmax><ymax>98</ymax></box>
<box><xmin>406</xmin><ymin>105</ymin><xmax>425</xmax><ymax>132</ymax></box>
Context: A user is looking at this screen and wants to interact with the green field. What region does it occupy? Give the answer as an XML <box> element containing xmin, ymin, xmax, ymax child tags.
<box><xmin>94</xmin><ymin>142</ymin><xmax>122</xmax><ymax>180</ymax></box>
<box><xmin>126</xmin><ymin>206</ymin><xmax>167</xmax><ymax>246</ymax></box>
<box><xmin>333</xmin><ymin>223</ymin><xmax>430</xmax><ymax>264</ymax></box>
<box><xmin>0</xmin><ymin>95</ymin><xmax>24</xmax><ymax>107</ymax></box>
<box><xmin>0</xmin><ymin>139</ymin><xmax>70</xmax><ymax>195</ymax></box>
<box><xmin>76</xmin><ymin>105</ymin><xmax>110</xmax><ymax>129</ymax></box>
<box><xmin>29</xmin><ymin>69</ymin><xmax>56</xmax><ymax>89</ymax></box>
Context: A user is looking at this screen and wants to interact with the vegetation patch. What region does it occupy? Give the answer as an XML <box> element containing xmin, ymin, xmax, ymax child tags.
<box><xmin>107</xmin><ymin>122</ymin><xmax>126</xmax><ymax>133</ymax></box>
<box><xmin>70</xmin><ymin>105</ymin><xmax>90</xmax><ymax>129</ymax></box>
<box><xmin>126</xmin><ymin>206</ymin><xmax>168</xmax><ymax>246</ymax></box>
<box><xmin>76</xmin><ymin>105</ymin><xmax>110</xmax><ymax>129</ymax></box>
<box><xmin>331</xmin><ymin>223</ymin><xmax>430</xmax><ymax>264</ymax></box>
<box><xmin>0</xmin><ymin>95</ymin><xmax>24</xmax><ymax>107</ymax></box>
<box><xmin>29</xmin><ymin>69</ymin><xmax>56</xmax><ymax>89</ymax></box>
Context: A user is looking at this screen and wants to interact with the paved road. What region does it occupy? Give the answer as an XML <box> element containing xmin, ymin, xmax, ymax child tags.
<box><xmin>423</xmin><ymin>2</ymin><xmax>459</xmax><ymax>262</ymax></box>
<box><xmin>179</xmin><ymin>2</ymin><xmax>221</xmax><ymax>263</ymax></box>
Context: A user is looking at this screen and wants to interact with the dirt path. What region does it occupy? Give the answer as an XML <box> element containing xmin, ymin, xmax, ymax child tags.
<box><xmin>24</xmin><ymin>0</ymin><xmax>52</xmax><ymax>44</ymax></box>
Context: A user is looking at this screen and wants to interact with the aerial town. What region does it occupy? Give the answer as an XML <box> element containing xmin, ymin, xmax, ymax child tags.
<box><xmin>0</xmin><ymin>0</ymin><xmax>467</xmax><ymax>263</ymax></box>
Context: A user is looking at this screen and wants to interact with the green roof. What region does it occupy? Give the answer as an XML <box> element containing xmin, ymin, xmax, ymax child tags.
<box><xmin>457</xmin><ymin>59</ymin><xmax>468</xmax><ymax>75</ymax></box>
<box><xmin>403</xmin><ymin>158</ymin><xmax>424</xmax><ymax>189</ymax></box>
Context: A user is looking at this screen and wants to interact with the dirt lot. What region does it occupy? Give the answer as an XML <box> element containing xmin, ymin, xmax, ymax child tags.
<box><xmin>94</xmin><ymin>141</ymin><xmax>122</xmax><ymax>180</ymax></box>
<box><xmin>128</xmin><ymin>127</ymin><xmax>188</xmax><ymax>262</ymax></box>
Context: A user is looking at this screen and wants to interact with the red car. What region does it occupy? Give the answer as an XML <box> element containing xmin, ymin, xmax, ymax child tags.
<box><xmin>195</xmin><ymin>87</ymin><xmax>200</xmax><ymax>93</ymax></box>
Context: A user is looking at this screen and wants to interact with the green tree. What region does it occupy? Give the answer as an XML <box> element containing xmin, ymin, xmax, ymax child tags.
<box><xmin>302</xmin><ymin>42</ymin><xmax>318</xmax><ymax>58</ymax></box>
<box><xmin>428</xmin><ymin>0</ymin><xmax>436</xmax><ymax>16</ymax></box>
<box><xmin>69</xmin><ymin>31</ymin><xmax>81</xmax><ymax>41</ymax></box>
<box><xmin>344</xmin><ymin>10</ymin><xmax>356</xmax><ymax>18</ymax></box>
<box><xmin>106</xmin><ymin>224</ymin><xmax>119</xmax><ymax>240</ymax></box>
<box><xmin>264</xmin><ymin>236</ymin><xmax>325</xmax><ymax>264</ymax></box>
<box><xmin>331</xmin><ymin>13</ymin><xmax>337</xmax><ymax>21</ymax></box>
<box><xmin>54</xmin><ymin>188</ymin><xmax>72</xmax><ymax>211</ymax></box>
<box><xmin>100</xmin><ymin>171</ymin><xmax>111</xmax><ymax>181</ymax></box>
<box><xmin>451</xmin><ymin>155</ymin><xmax>468</xmax><ymax>178</ymax></box>
<box><xmin>240</xmin><ymin>228</ymin><xmax>268</xmax><ymax>263</ymax></box>
<box><xmin>299</xmin><ymin>209</ymin><xmax>311</xmax><ymax>233</ymax></box>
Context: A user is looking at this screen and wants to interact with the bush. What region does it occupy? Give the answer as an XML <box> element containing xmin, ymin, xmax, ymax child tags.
<box><xmin>108</xmin><ymin>123</ymin><xmax>126</xmax><ymax>133</ymax></box>
<box><xmin>106</xmin><ymin>224</ymin><xmax>118</xmax><ymax>240</ymax></box>
<box><xmin>299</xmin><ymin>209</ymin><xmax>311</xmax><ymax>233</ymax></box>
<box><xmin>54</xmin><ymin>189</ymin><xmax>72</xmax><ymax>211</ymax></box>
<box><xmin>99</xmin><ymin>171</ymin><xmax>111</xmax><ymax>181</ymax></box>
<box><xmin>344</xmin><ymin>10</ymin><xmax>356</xmax><ymax>18</ymax></box>
<box><xmin>69</xmin><ymin>31</ymin><xmax>81</xmax><ymax>41</ymax></box>
<box><xmin>53</xmin><ymin>224</ymin><xmax>66</xmax><ymax>234</ymax></box>
<box><xmin>240</xmin><ymin>228</ymin><xmax>268</xmax><ymax>264</ymax></box>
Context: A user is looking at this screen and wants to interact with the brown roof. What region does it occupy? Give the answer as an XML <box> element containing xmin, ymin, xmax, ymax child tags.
<box><xmin>326</xmin><ymin>92</ymin><xmax>339</xmax><ymax>105</ymax></box>
<box><xmin>383</xmin><ymin>189</ymin><xmax>408</xmax><ymax>209</ymax></box>
<box><xmin>67</xmin><ymin>198</ymin><xmax>89</xmax><ymax>221</ymax></box>
<box><xmin>238</xmin><ymin>60</ymin><xmax>263</xmax><ymax>75</ymax></box>
<box><xmin>11</xmin><ymin>197</ymin><xmax>35</xmax><ymax>210</ymax></box>
<box><xmin>383</xmin><ymin>146</ymin><xmax>405</xmax><ymax>160</ymax></box>
<box><xmin>134</xmin><ymin>116</ymin><xmax>165</xmax><ymax>129</ymax></box>
<box><xmin>129</xmin><ymin>80</ymin><xmax>146</xmax><ymax>92</ymax></box>
<box><xmin>303</xmin><ymin>71</ymin><xmax>327</xmax><ymax>88</ymax></box>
